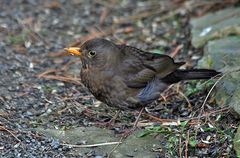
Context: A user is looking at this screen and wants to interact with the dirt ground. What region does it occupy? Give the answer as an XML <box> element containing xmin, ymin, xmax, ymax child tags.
<box><xmin>0</xmin><ymin>0</ymin><xmax>239</xmax><ymax>157</ymax></box>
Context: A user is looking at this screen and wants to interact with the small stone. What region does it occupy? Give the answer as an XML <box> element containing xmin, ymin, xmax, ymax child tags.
<box><xmin>51</xmin><ymin>139</ymin><xmax>60</xmax><ymax>149</ymax></box>
<box><xmin>29</xmin><ymin>62</ymin><xmax>34</xmax><ymax>69</ymax></box>
<box><xmin>14</xmin><ymin>143</ymin><xmax>21</xmax><ymax>148</ymax></box>
<box><xmin>56</xmin><ymin>82</ymin><xmax>65</xmax><ymax>86</ymax></box>
<box><xmin>46</xmin><ymin>108</ymin><xmax>52</xmax><ymax>114</ymax></box>
<box><xmin>26</xmin><ymin>111</ymin><xmax>33</xmax><ymax>116</ymax></box>
<box><xmin>51</xmin><ymin>89</ymin><xmax>57</xmax><ymax>94</ymax></box>
<box><xmin>24</xmin><ymin>41</ymin><xmax>31</xmax><ymax>48</ymax></box>
<box><xmin>5</xmin><ymin>95</ymin><xmax>12</xmax><ymax>100</ymax></box>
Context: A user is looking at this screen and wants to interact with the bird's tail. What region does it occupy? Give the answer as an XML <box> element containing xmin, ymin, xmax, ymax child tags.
<box><xmin>163</xmin><ymin>69</ymin><xmax>221</xmax><ymax>84</ymax></box>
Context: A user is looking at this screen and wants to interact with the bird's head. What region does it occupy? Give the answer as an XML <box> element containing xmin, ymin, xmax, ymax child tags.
<box><xmin>64</xmin><ymin>38</ymin><xmax>121</xmax><ymax>69</ymax></box>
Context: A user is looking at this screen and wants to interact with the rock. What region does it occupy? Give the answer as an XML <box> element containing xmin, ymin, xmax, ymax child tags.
<box><xmin>36</xmin><ymin>127</ymin><xmax>165</xmax><ymax>157</ymax></box>
<box><xmin>191</xmin><ymin>8</ymin><xmax>240</xmax><ymax>48</ymax></box>
<box><xmin>198</xmin><ymin>36</ymin><xmax>240</xmax><ymax>69</ymax></box>
<box><xmin>198</xmin><ymin>37</ymin><xmax>240</xmax><ymax>116</ymax></box>
<box><xmin>234</xmin><ymin>125</ymin><xmax>240</xmax><ymax>156</ymax></box>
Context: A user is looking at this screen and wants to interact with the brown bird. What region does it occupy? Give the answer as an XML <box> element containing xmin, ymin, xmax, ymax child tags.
<box><xmin>64</xmin><ymin>38</ymin><xmax>220</xmax><ymax>134</ymax></box>
<box><xmin>65</xmin><ymin>38</ymin><xmax>219</xmax><ymax>110</ymax></box>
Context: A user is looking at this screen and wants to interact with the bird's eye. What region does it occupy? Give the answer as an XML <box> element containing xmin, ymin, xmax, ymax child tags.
<box><xmin>88</xmin><ymin>51</ymin><xmax>96</xmax><ymax>58</ymax></box>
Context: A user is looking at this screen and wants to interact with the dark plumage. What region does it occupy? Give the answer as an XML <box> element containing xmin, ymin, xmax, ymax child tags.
<box><xmin>65</xmin><ymin>38</ymin><xmax>220</xmax><ymax>110</ymax></box>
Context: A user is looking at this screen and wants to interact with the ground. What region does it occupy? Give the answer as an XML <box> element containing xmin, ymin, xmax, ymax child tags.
<box><xmin>0</xmin><ymin>0</ymin><xmax>239</xmax><ymax>157</ymax></box>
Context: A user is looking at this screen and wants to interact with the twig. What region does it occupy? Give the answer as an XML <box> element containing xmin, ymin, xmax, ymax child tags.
<box><xmin>37</xmin><ymin>59</ymin><xmax>82</xmax><ymax>85</ymax></box>
<box><xmin>37</xmin><ymin>69</ymin><xmax>63</xmax><ymax>78</ymax></box>
<box><xmin>170</xmin><ymin>45</ymin><xmax>183</xmax><ymax>58</ymax></box>
<box><xmin>107</xmin><ymin>137</ymin><xmax>124</xmax><ymax>158</ymax></box>
<box><xmin>15</xmin><ymin>17</ymin><xmax>49</xmax><ymax>46</ymax></box>
<box><xmin>86</xmin><ymin>26</ymin><xmax>113</xmax><ymax>39</ymax></box>
<box><xmin>185</xmin><ymin>130</ymin><xmax>189</xmax><ymax>158</ymax></box>
<box><xmin>179</xmin><ymin>134</ymin><xmax>182</xmax><ymax>158</ymax></box>
<box><xmin>70</xmin><ymin>8</ymin><xmax>181</xmax><ymax>47</ymax></box>
<box><xmin>143</xmin><ymin>113</ymin><xmax>178</xmax><ymax>123</ymax></box>
<box><xmin>196</xmin><ymin>68</ymin><xmax>240</xmax><ymax>126</ymax></box>
<box><xmin>114</xmin><ymin>8</ymin><xmax>180</xmax><ymax>24</ymax></box>
<box><xmin>159</xmin><ymin>94</ymin><xmax>167</xmax><ymax>102</ymax></box>
<box><xmin>61</xmin><ymin>59</ymin><xmax>81</xmax><ymax>70</ymax></box>
<box><xmin>133</xmin><ymin>107</ymin><xmax>145</xmax><ymax>128</ymax></box>
<box><xmin>95</xmin><ymin>0</ymin><xmax>117</xmax><ymax>8</ymax></box>
<box><xmin>69</xmin><ymin>26</ymin><xmax>115</xmax><ymax>47</ymax></box>
<box><xmin>161</xmin><ymin>92</ymin><xmax>178</xmax><ymax>102</ymax></box>
<box><xmin>0</xmin><ymin>125</ymin><xmax>21</xmax><ymax>142</ymax></box>
<box><xmin>167</xmin><ymin>85</ymin><xmax>192</xmax><ymax>110</ymax></box>
<box><xmin>114</xmin><ymin>9</ymin><xmax>163</xmax><ymax>24</ymax></box>
<box><xmin>135</xmin><ymin>121</ymin><xmax>155</xmax><ymax>127</ymax></box>
<box><xmin>185</xmin><ymin>107</ymin><xmax>229</xmax><ymax>121</ymax></box>
<box><xmin>144</xmin><ymin>107</ymin><xmax>229</xmax><ymax>124</ymax></box>
<box><xmin>0</xmin><ymin>112</ymin><xmax>9</xmax><ymax>118</ymax></box>
<box><xmin>198</xmin><ymin>73</ymin><xmax>227</xmax><ymax>117</ymax></box>
<box><xmin>178</xmin><ymin>90</ymin><xmax>192</xmax><ymax>111</ymax></box>
<box><xmin>94</xmin><ymin>26</ymin><xmax>124</xmax><ymax>44</ymax></box>
<box><xmin>61</xmin><ymin>141</ymin><xmax>122</xmax><ymax>148</ymax></box>
<box><xmin>197</xmin><ymin>73</ymin><xmax>223</xmax><ymax>88</ymax></box>
<box><xmin>38</xmin><ymin>75</ymin><xmax>82</xmax><ymax>85</ymax></box>
<box><xmin>99</xmin><ymin>7</ymin><xmax>109</xmax><ymax>26</ymax></box>
<box><xmin>47</xmin><ymin>51</ymin><xmax>69</xmax><ymax>57</ymax></box>
<box><xmin>37</xmin><ymin>59</ymin><xmax>81</xmax><ymax>78</ymax></box>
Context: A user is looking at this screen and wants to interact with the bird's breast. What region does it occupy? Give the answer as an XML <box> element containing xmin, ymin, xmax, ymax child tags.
<box><xmin>80</xmin><ymin>68</ymin><xmax>115</xmax><ymax>102</ymax></box>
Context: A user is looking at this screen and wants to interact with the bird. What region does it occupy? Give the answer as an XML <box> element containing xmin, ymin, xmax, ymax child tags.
<box><xmin>64</xmin><ymin>38</ymin><xmax>220</xmax><ymax>135</ymax></box>
<box><xmin>64</xmin><ymin>38</ymin><xmax>220</xmax><ymax>111</ymax></box>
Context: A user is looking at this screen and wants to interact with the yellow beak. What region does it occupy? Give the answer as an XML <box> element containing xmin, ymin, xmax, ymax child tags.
<box><xmin>64</xmin><ymin>47</ymin><xmax>81</xmax><ymax>56</ymax></box>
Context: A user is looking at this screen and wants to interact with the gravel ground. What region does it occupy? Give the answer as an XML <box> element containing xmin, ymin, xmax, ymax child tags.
<box><xmin>0</xmin><ymin>0</ymin><xmax>239</xmax><ymax>157</ymax></box>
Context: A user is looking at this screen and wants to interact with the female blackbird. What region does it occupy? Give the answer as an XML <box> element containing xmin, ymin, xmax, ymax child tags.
<box><xmin>65</xmin><ymin>38</ymin><xmax>220</xmax><ymax>110</ymax></box>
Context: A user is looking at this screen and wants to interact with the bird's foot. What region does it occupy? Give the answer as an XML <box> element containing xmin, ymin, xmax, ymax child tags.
<box><xmin>95</xmin><ymin>120</ymin><xmax>115</xmax><ymax>129</ymax></box>
<box><xmin>95</xmin><ymin>110</ymin><xmax>121</xmax><ymax>129</ymax></box>
<box><xmin>119</xmin><ymin>127</ymin><xmax>138</xmax><ymax>138</ymax></box>
<box><xmin>119</xmin><ymin>107</ymin><xmax>144</xmax><ymax>138</ymax></box>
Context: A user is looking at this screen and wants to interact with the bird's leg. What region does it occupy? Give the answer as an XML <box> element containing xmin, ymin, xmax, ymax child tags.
<box><xmin>121</xmin><ymin>107</ymin><xmax>144</xmax><ymax>137</ymax></box>
<box><xmin>108</xmin><ymin>110</ymin><xmax>121</xmax><ymax>126</ymax></box>
<box><xmin>96</xmin><ymin>110</ymin><xmax>121</xmax><ymax>129</ymax></box>
<box><xmin>133</xmin><ymin>107</ymin><xmax>144</xmax><ymax>128</ymax></box>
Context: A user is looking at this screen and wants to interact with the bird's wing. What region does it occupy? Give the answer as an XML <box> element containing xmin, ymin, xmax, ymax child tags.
<box><xmin>117</xmin><ymin>45</ymin><xmax>185</xmax><ymax>88</ymax></box>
